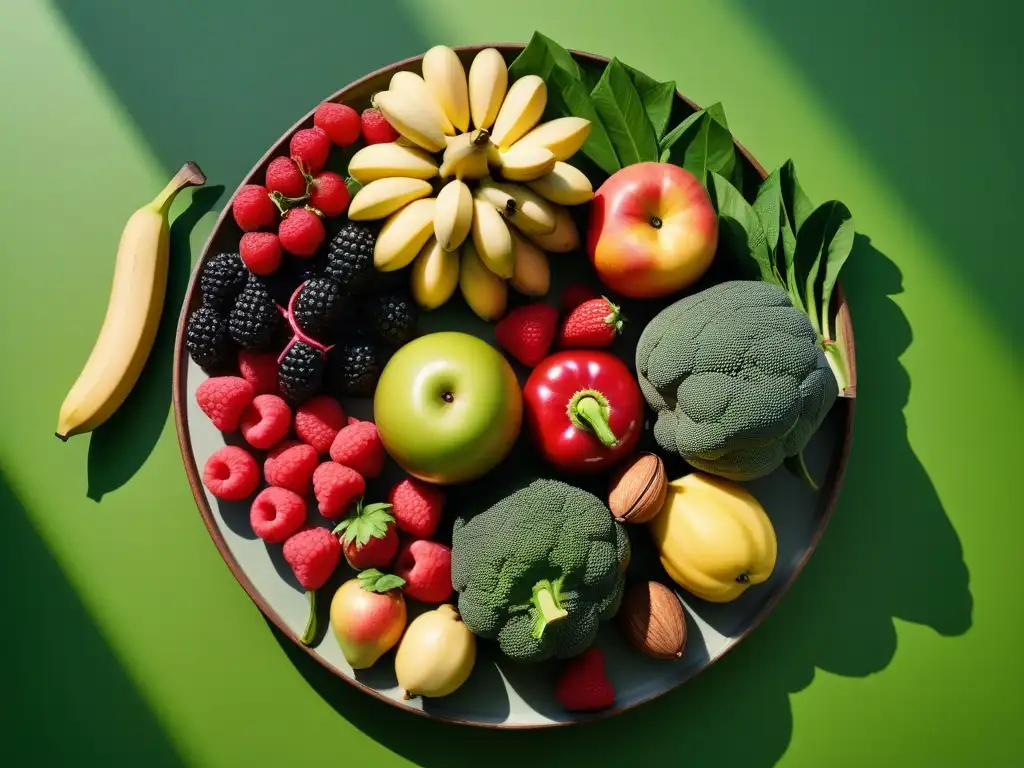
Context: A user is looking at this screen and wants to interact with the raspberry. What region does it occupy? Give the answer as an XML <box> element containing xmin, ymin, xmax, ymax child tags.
<box><xmin>312</xmin><ymin>462</ymin><xmax>365</xmax><ymax>519</ymax></box>
<box><xmin>238</xmin><ymin>350</ymin><xmax>280</xmax><ymax>396</ymax></box>
<box><xmin>388</xmin><ymin>477</ymin><xmax>445</xmax><ymax>539</ymax></box>
<box><xmin>195</xmin><ymin>376</ymin><xmax>255</xmax><ymax>431</ymax></box>
<box><xmin>393</xmin><ymin>539</ymin><xmax>453</xmax><ymax>603</ymax></box>
<box><xmin>250</xmin><ymin>487</ymin><xmax>307</xmax><ymax>543</ymax></box>
<box><xmin>294</xmin><ymin>395</ymin><xmax>346</xmax><ymax>453</ymax></box>
<box><xmin>314</xmin><ymin>102</ymin><xmax>361</xmax><ymax>147</ymax></box>
<box><xmin>264</xmin><ymin>440</ymin><xmax>319</xmax><ymax>494</ymax></box>
<box><xmin>202</xmin><ymin>446</ymin><xmax>260</xmax><ymax>501</ymax></box>
<box><xmin>239</xmin><ymin>232</ymin><xmax>283</xmax><ymax>276</ymax></box>
<box><xmin>265</xmin><ymin>156</ymin><xmax>308</xmax><ymax>199</ymax></box>
<box><xmin>283</xmin><ymin>527</ymin><xmax>342</xmax><ymax>591</ymax></box>
<box><xmin>231</xmin><ymin>184</ymin><xmax>277</xmax><ymax>232</ymax></box>
<box><xmin>360</xmin><ymin>108</ymin><xmax>399</xmax><ymax>144</ymax></box>
<box><xmin>309</xmin><ymin>171</ymin><xmax>350</xmax><ymax>217</ymax></box>
<box><xmin>329</xmin><ymin>421</ymin><xmax>386</xmax><ymax>478</ymax></box>
<box><xmin>279</xmin><ymin>207</ymin><xmax>325</xmax><ymax>258</ymax></box>
<box><xmin>239</xmin><ymin>394</ymin><xmax>292</xmax><ymax>450</ymax></box>
<box><xmin>347</xmin><ymin>416</ymin><xmax>362</xmax><ymax>427</ymax></box>
<box><xmin>289</xmin><ymin>127</ymin><xmax>331</xmax><ymax>173</ymax></box>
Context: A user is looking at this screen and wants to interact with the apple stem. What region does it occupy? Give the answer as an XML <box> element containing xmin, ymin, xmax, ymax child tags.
<box><xmin>649</xmin><ymin>215</ymin><xmax>663</xmax><ymax>230</ymax></box>
<box><xmin>300</xmin><ymin>590</ymin><xmax>317</xmax><ymax>645</ymax></box>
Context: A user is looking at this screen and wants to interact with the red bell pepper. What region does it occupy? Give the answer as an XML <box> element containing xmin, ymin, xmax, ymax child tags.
<box><xmin>523</xmin><ymin>350</ymin><xmax>644</xmax><ymax>474</ymax></box>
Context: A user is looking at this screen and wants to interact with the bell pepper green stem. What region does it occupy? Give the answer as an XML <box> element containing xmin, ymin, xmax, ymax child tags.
<box><xmin>572</xmin><ymin>395</ymin><xmax>619</xmax><ymax>447</ymax></box>
<box><xmin>531</xmin><ymin>579</ymin><xmax>568</xmax><ymax>639</ymax></box>
<box><xmin>300</xmin><ymin>590</ymin><xmax>317</xmax><ymax>645</ymax></box>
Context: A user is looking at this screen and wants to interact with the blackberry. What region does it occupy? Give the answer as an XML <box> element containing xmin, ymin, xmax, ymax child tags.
<box><xmin>199</xmin><ymin>252</ymin><xmax>248</xmax><ymax>309</ymax></box>
<box><xmin>261</xmin><ymin>254</ymin><xmax>328</xmax><ymax>305</ymax></box>
<box><xmin>327</xmin><ymin>340</ymin><xmax>380</xmax><ymax>398</ymax></box>
<box><xmin>325</xmin><ymin>222</ymin><xmax>376</xmax><ymax>294</ymax></box>
<box><xmin>368</xmin><ymin>292</ymin><xmax>417</xmax><ymax>347</ymax></box>
<box><xmin>293</xmin><ymin>277</ymin><xmax>345</xmax><ymax>341</ymax></box>
<box><xmin>229</xmin><ymin>274</ymin><xmax>286</xmax><ymax>351</ymax></box>
<box><xmin>185</xmin><ymin>306</ymin><xmax>235</xmax><ymax>372</ymax></box>
<box><xmin>278</xmin><ymin>340</ymin><xmax>324</xmax><ymax>403</ymax></box>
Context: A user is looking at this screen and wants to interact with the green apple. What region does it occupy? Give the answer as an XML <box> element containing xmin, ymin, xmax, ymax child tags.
<box><xmin>373</xmin><ymin>331</ymin><xmax>522</xmax><ymax>485</ymax></box>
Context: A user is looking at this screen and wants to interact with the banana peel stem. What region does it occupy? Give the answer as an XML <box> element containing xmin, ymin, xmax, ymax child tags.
<box><xmin>150</xmin><ymin>161</ymin><xmax>206</xmax><ymax>215</ymax></box>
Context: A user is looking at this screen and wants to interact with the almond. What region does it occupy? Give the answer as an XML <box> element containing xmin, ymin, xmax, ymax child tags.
<box><xmin>608</xmin><ymin>452</ymin><xmax>667</xmax><ymax>523</ymax></box>
<box><xmin>618</xmin><ymin>580</ymin><xmax>687</xmax><ymax>660</ymax></box>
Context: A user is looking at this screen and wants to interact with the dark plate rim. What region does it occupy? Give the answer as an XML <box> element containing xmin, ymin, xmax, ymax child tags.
<box><xmin>171</xmin><ymin>43</ymin><xmax>857</xmax><ymax>730</ymax></box>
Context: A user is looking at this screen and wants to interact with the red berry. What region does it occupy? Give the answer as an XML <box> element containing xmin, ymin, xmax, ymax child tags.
<box><xmin>346</xmin><ymin>415</ymin><xmax>362</xmax><ymax>427</ymax></box>
<box><xmin>329</xmin><ymin>421</ymin><xmax>385</xmax><ymax>478</ymax></box>
<box><xmin>314</xmin><ymin>102</ymin><xmax>362</xmax><ymax>147</ymax></box>
<box><xmin>278</xmin><ymin>207</ymin><xmax>325</xmax><ymax>257</ymax></box>
<box><xmin>283</xmin><ymin>527</ymin><xmax>342</xmax><ymax>591</ymax></box>
<box><xmin>294</xmin><ymin>395</ymin><xmax>346</xmax><ymax>453</ymax></box>
<box><xmin>335</xmin><ymin>500</ymin><xmax>400</xmax><ymax>570</ymax></box>
<box><xmin>360</xmin><ymin>108</ymin><xmax>399</xmax><ymax>144</ymax></box>
<box><xmin>250</xmin><ymin>487</ymin><xmax>307</xmax><ymax>543</ymax></box>
<box><xmin>202</xmin><ymin>446</ymin><xmax>260</xmax><ymax>501</ymax></box>
<box><xmin>560</xmin><ymin>283</ymin><xmax>599</xmax><ymax>314</ymax></box>
<box><xmin>265</xmin><ymin>156</ymin><xmax>308</xmax><ymax>199</ymax></box>
<box><xmin>557</xmin><ymin>297</ymin><xmax>624</xmax><ymax>349</ymax></box>
<box><xmin>238</xmin><ymin>350</ymin><xmax>280</xmax><ymax>396</ymax></box>
<box><xmin>555</xmin><ymin>648</ymin><xmax>615</xmax><ymax>712</ymax></box>
<box><xmin>495</xmin><ymin>302</ymin><xmax>559</xmax><ymax>367</ymax></box>
<box><xmin>388</xmin><ymin>478</ymin><xmax>445</xmax><ymax>539</ymax></box>
<box><xmin>239</xmin><ymin>394</ymin><xmax>292</xmax><ymax>450</ymax></box>
<box><xmin>264</xmin><ymin>440</ymin><xmax>319</xmax><ymax>495</ymax></box>
<box><xmin>309</xmin><ymin>171</ymin><xmax>350</xmax><ymax>217</ymax></box>
<box><xmin>312</xmin><ymin>462</ymin><xmax>365</xmax><ymax>519</ymax></box>
<box><xmin>195</xmin><ymin>376</ymin><xmax>255</xmax><ymax>431</ymax></box>
<box><xmin>289</xmin><ymin>127</ymin><xmax>331</xmax><ymax>173</ymax></box>
<box><xmin>239</xmin><ymin>231</ymin><xmax>283</xmax><ymax>276</ymax></box>
<box><xmin>393</xmin><ymin>539</ymin><xmax>452</xmax><ymax>603</ymax></box>
<box><xmin>231</xmin><ymin>185</ymin><xmax>277</xmax><ymax>232</ymax></box>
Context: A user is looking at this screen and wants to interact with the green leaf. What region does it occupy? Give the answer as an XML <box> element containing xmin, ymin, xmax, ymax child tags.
<box><xmin>546</xmin><ymin>65</ymin><xmax>620</xmax><ymax>175</ymax></box>
<box><xmin>753</xmin><ymin>168</ymin><xmax>783</xmax><ymax>255</ymax></box>
<box><xmin>345</xmin><ymin>177</ymin><xmax>363</xmax><ymax>197</ymax></box>
<box><xmin>793</xmin><ymin>200</ymin><xmax>853</xmax><ymax>334</ymax></box>
<box><xmin>707</xmin><ymin>171</ymin><xmax>778</xmax><ymax>284</ymax></box>
<box><xmin>784</xmin><ymin>451</ymin><xmax>819</xmax><ymax>490</ymax></box>
<box><xmin>507</xmin><ymin>31</ymin><xmax>580</xmax><ymax>82</ymax></box>
<box><xmin>779</xmin><ymin>200</ymin><xmax>799</xmax><ymax>307</ymax></box>
<box><xmin>622</xmin><ymin>63</ymin><xmax>677</xmax><ymax>141</ymax></box>
<box><xmin>779</xmin><ymin>160</ymin><xmax>814</xmax><ymax>234</ymax></box>
<box><xmin>357</xmin><ymin>569</ymin><xmax>405</xmax><ymax>593</ymax></box>
<box><xmin>661</xmin><ymin>105</ymin><xmax>735</xmax><ymax>185</ymax></box>
<box><xmin>658</xmin><ymin>107</ymin><xmax>704</xmax><ymax>154</ymax></box>
<box><xmin>590</xmin><ymin>58</ymin><xmax>659</xmax><ymax>166</ymax></box>
<box><xmin>373</xmin><ymin>574</ymin><xmax>406</xmax><ymax>592</ymax></box>
<box><xmin>817</xmin><ymin>204</ymin><xmax>855</xmax><ymax>338</ymax></box>
<box><xmin>706</xmin><ymin>102</ymin><xmax>729</xmax><ymax>129</ymax></box>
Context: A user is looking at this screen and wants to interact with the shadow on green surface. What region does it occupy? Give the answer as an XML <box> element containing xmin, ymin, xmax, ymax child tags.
<box><xmin>0</xmin><ymin>472</ymin><xmax>185</xmax><ymax>766</ymax></box>
<box><xmin>87</xmin><ymin>185</ymin><xmax>223</xmax><ymax>501</ymax></box>
<box><xmin>734</xmin><ymin>0</ymin><xmax>1023</xmax><ymax>352</ymax></box>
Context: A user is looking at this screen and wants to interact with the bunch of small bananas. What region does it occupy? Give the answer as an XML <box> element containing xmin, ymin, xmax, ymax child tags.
<box><xmin>345</xmin><ymin>45</ymin><xmax>593</xmax><ymax>321</ymax></box>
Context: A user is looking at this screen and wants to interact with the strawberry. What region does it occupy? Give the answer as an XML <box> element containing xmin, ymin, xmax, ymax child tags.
<box><xmin>557</xmin><ymin>297</ymin><xmax>624</xmax><ymax>349</ymax></box>
<box><xmin>333</xmin><ymin>499</ymin><xmax>399</xmax><ymax>570</ymax></box>
<box><xmin>555</xmin><ymin>648</ymin><xmax>615</xmax><ymax>712</ymax></box>
<box><xmin>494</xmin><ymin>302</ymin><xmax>558</xmax><ymax>367</ymax></box>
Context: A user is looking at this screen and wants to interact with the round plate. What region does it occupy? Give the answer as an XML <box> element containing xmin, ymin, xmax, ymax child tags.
<box><xmin>173</xmin><ymin>44</ymin><xmax>855</xmax><ymax>728</ymax></box>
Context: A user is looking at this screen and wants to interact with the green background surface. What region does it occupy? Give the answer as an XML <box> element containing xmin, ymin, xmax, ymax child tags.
<box><xmin>1</xmin><ymin>0</ymin><xmax>1020</xmax><ymax>765</ymax></box>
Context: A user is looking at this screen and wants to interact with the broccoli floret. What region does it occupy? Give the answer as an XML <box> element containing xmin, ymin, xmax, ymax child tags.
<box><xmin>635</xmin><ymin>280</ymin><xmax>838</xmax><ymax>481</ymax></box>
<box><xmin>450</xmin><ymin>478</ymin><xmax>630</xmax><ymax>664</ymax></box>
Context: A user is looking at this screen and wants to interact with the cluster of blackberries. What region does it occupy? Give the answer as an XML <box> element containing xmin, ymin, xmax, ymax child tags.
<box><xmin>185</xmin><ymin>221</ymin><xmax>418</xmax><ymax>405</ymax></box>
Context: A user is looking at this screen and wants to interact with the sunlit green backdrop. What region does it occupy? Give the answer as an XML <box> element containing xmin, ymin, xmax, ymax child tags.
<box><xmin>1</xmin><ymin>1</ymin><xmax>1020</xmax><ymax>766</ymax></box>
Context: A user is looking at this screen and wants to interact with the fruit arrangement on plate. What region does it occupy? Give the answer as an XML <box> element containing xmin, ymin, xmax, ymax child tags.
<box><xmin>175</xmin><ymin>34</ymin><xmax>857</xmax><ymax>727</ymax></box>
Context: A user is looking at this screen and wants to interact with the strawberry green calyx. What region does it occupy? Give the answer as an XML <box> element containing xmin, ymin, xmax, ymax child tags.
<box><xmin>332</xmin><ymin>500</ymin><xmax>395</xmax><ymax>547</ymax></box>
<box><xmin>600</xmin><ymin>297</ymin><xmax>624</xmax><ymax>334</ymax></box>
<box><xmin>357</xmin><ymin>568</ymin><xmax>406</xmax><ymax>593</ymax></box>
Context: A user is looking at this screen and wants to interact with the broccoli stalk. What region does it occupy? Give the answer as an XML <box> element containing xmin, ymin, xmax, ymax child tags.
<box><xmin>531</xmin><ymin>578</ymin><xmax>569</xmax><ymax>638</ymax></box>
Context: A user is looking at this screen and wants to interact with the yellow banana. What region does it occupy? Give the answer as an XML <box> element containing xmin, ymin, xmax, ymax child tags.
<box><xmin>493</xmin><ymin>144</ymin><xmax>556</xmax><ymax>182</ymax></box>
<box><xmin>476</xmin><ymin>178</ymin><xmax>556</xmax><ymax>236</ymax></box>
<box><xmin>512</xmin><ymin>117</ymin><xmax>592</xmax><ymax>161</ymax></box>
<box><xmin>490</xmin><ymin>75</ymin><xmax>547</xmax><ymax>149</ymax></box>
<box><xmin>411</xmin><ymin>237</ymin><xmax>460</xmax><ymax>310</ymax></box>
<box><xmin>438</xmin><ymin>130</ymin><xmax>490</xmax><ymax>180</ymax></box>
<box><xmin>470</xmin><ymin>199</ymin><xmax>514</xmax><ymax>278</ymax></box>
<box><xmin>347</xmin><ymin>142</ymin><xmax>438</xmax><ymax>184</ymax></box>
<box><xmin>372</xmin><ymin>90</ymin><xmax>447</xmax><ymax>153</ymax></box>
<box><xmin>526</xmin><ymin>161</ymin><xmax>594</xmax><ymax>205</ymax></box>
<box><xmin>56</xmin><ymin>161</ymin><xmax>206</xmax><ymax>440</ymax></box>
<box><xmin>521</xmin><ymin>203</ymin><xmax>580</xmax><ymax>253</ymax></box>
<box><xmin>459</xmin><ymin>240</ymin><xmax>508</xmax><ymax>322</ymax></box>
<box><xmin>468</xmin><ymin>47</ymin><xmax>508</xmax><ymax>130</ymax></box>
<box><xmin>348</xmin><ymin>177</ymin><xmax>433</xmax><ymax>221</ymax></box>
<box><xmin>434</xmin><ymin>179</ymin><xmax>474</xmax><ymax>252</ymax></box>
<box><xmin>422</xmin><ymin>45</ymin><xmax>470</xmax><ymax>133</ymax></box>
<box><xmin>388</xmin><ymin>71</ymin><xmax>455</xmax><ymax>135</ymax></box>
<box><xmin>509</xmin><ymin>229</ymin><xmax>551</xmax><ymax>297</ymax></box>
<box><xmin>374</xmin><ymin>197</ymin><xmax>438</xmax><ymax>271</ymax></box>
